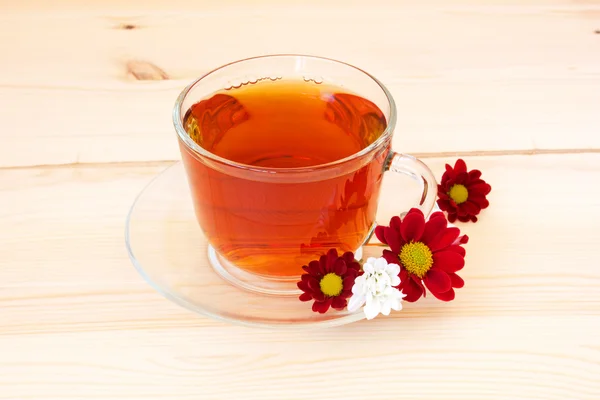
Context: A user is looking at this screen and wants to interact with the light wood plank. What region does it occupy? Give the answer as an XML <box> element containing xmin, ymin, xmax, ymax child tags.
<box><xmin>1</xmin><ymin>2</ymin><xmax>599</xmax><ymax>167</ymax></box>
<box><xmin>4</xmin><ymin>0</ymin><xmax>599</xmax><ymax>13</ymax></box>
<box><xmin>1</xmin><ymin>154</ymin><xmax>599</xmax><ymax>399</ymax></box>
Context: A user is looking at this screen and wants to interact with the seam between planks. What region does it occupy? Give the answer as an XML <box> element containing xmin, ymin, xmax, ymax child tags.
<box><xmin>0</xmin><ymin>148</ymin><xmax>599</xmax><ymax>172</ymax></box>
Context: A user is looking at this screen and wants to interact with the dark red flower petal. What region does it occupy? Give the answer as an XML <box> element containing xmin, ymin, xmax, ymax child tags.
<box><xmin>469</xmin><ymin>194</ymin><xmax>490</xmax><ymax>209</ymax></box>
<box><xmin>432</xmin><ymin>250</ymin><xmax>465</xmax><ymax>273</ymax></box>
<box><xmin>398</xmin><ymin>269</ymin><xmax>409</xmax><ymax>289</ymax></box>
<box><xmin>428</xmin><ymin>227</ymin><xmax>460</xmax><ymax>252</ymax></box>
<box><xmin>445</xmin><ymin>244</ymin><xmax>466</xmax><ymax>257</ymax></box>
<box><xmin>297</xmin><ymin>281</ymin><xmax>310</xmax><ymax>292</ymax></box>
<box><xmin>407</xmin><ymin>208</ymin><xmax>424</xmax><ymax>218</ymax></box>
<box><xmin>313</xmin><ymin>291</ymin><xmax>325</xmax><ymax>302</ymax></box>
<box><xmin>343</xmin><ymin>276</ymin><xmax>355</xmax><ymax>290</ymax></box>
<box><xmin>429</xmin><ymin>211</ymin><xmax>446</xmax><ymax>221</ymax></box>
<box><xmin>431</xmin><ymin>287</ymin><xmax>455</xmax><ymax>301</ymax></box>
<box><xmin>424</xmin><ymin>268</ymin><xmax>452</xmax><ymax>294</ymax></box>
<box><xmin>447</xmin><ymin>212</ymin><xmax>458</xmax><ymax>223</ymax></box>
<box><xmin>401</xmin><ymin>209</ymin><xmax>426</xmax><ymax>242</ymax></box>
<box><xmin>468</xmin><ymin>178</ymin><xmax>486</xmax><ymax>186</ymax></box>
<box><xmin>348</xmin><ymin>260</ymin><xmax>361</xmax><ymax>272</ymax></box>
<box><xmin>413</xmin><ymin>275</ymin><xmax>426</xmax><ymax>297</ymax></box>
<box><xmin>382</xmin><ymin>249</ymin><xmax>399</xmax><ymax>265</ymax></box>
<box><xmin>374</xmin><ymin>225</ymin><xmax>387</xmax><ymax>244</ymax></box>
<box><xmin>389</xmin><ymin>216</ymin><xmax>402</xmax><ymax>232</ymax></box>
<box><xmin>305</xmin><ymin>260</ymin><xmax>321</xmax><ymax>275</ymax></box>
<box><xmin>454</xmin><ymin>159</ymin><xmax>467</xmax><ymax>174</ymax></box>
<box><xmin>342</xmin><ymin>251</ymin><xmax>355</xmax><ymax>265</ymax></box>
<box><xmin>334</xmin><ymin>258</ymin><xmax>347</xmax><ymax>276</ymax></box>
<box><xmin>299</xmin><ymin>292</ymin><xmax>313</xmax><ymax>302</ymax></box>
<box><xmin>437</xmin><ymin>198</ymin><xmax>452</xmax><ymax>211</ymax></box>
<box><xmin>457</xmin><ymin>214</ymin><xmax>474</xmax><ymax>223</ymax></box>
<box><xmin>307</xmin><ymin>276</ymin><xmax>320</xmax><ymax>291</ymax></box>
<box><xmin>326</xmin><ymin>248</ymin><xmax>338</xmax><ymax>269</ymax></box>
<box><xmin>384</xmin><ymin>226</ymin><xmax>403</xmax><ymax>253</ymax></box>
<box><xmin>469</xmin><ymin>182</ymin><xmax>492</xmax><ymax>195</ymax></box>
<box><xmin>402</xmin><ymin>277</ymin><xmax>424</xmax><ymax>302</ymax></box>
<box><xmin>345</xmin><ymin>269</ymin><xmax>358</xmax><ymax>280</ymax></box>
<box><xmin>455</xmin><ymin>172</ymin><xmax>468</xmax><ymax>184</ymax></box>
<box><xmin>318</xmin><ymin>254</ymin><xmax>328</xmax><ymax>274</ymax></box>
<box><xmin>448</xmin><ymin>273</ymin><xmax>464</xmax><ymax>288</ymax></box>
<box><xmin>460</xmin><ymin>201</ymin><xmax>481</xmax><ymax>216</ymax></box>
<box><xmin>421</xmin><ymin>214</ymin><xmax>448</xmax><ymax>245</ymax></box>
<box><xmin>468</xmin><ymin>169</ymin><xmax>482</xmax><ymax>181</ymax></box>
<box><xmin>331</xmin><ymin>297</ymin><xmax>347</xmax><ymax>310</ymax></box>
<box><xmin>444</xmin><ymin>163</ymin><xmax>456</xmax><ymax>180</ymax></box>
<box><xmin>312</xmin><ymin>298</ymin><xmax>332</xmax><ymax>313</ymax></box>
<box><xmin>456</xmin><ymin>234</ymin><xmax>469</xmax><ymax>245</ymax></box>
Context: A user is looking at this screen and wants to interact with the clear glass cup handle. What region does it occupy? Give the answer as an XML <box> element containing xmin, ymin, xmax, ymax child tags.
<box><xmin>384</xmin><ymin>151</ymin><xmax>438</xmax><ymax>218</ymax></box>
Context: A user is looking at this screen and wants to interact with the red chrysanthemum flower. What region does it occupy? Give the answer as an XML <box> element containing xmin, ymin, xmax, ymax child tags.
<box><xmin>437</xmin><ymin>159</ymin><xmax>492</xmax><ymax>223</ymax></box>
<box><xmin>375</xmin><ymin>208</ymin><xmax>468</xmax><ymax>302</ymax></box>
<box><xmin>298</xmin><ymin>249</ymin><xmax>361</xmax><ymax>313</ymax></box>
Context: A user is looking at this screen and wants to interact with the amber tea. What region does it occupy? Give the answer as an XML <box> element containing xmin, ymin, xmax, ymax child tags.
<box><xmin>180</xmin><ymin>79</ymin><xmax>389</xmax><ymax>277</ymax></box>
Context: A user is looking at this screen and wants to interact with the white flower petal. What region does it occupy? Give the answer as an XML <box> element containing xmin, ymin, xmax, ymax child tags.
<box><xmin>394</xmin><ymin>288</ymin><xmax>407</xmax><ymax>299</ymax></box>
<box><xmin>349</xmin><ymin>260</ymin><xmax>405</xmax><ymax>320</ymax></box>
<box><xmin>366</xmin><ymin>257</ymin><xmax>378</xmax><ymax>265</ymax></box>
<box><xmin>374</xmin><ymin>257</ymin><xmax>388</xmax><ymax>271</ymax></box>
<box><xmin>389</xmin><ymin>297</ymin><xmax>403</xmax><ymax>311</ymax></box>
<box><xmin>352</xmin><ymin>276</ymin><xmax>366</xmax><ymax>294</ymax></box>
<box><xmin>347</xmin><ymin>294</ymin><xmax>365</xmax><ymax>312</ymax></box>
<box><xmin>380</xmin><ymin>300</ymin><xmax>392</xmax><ymax>316</ymax></box>
<box><xmin>364</xmin><ymin>298</ymin><xmax>382</xmax><ymax>320</ymax></box>
<box><xmin>387</xmin><ymin>263</ymin><xmax>401</xmax><ymax>277</ymax></box>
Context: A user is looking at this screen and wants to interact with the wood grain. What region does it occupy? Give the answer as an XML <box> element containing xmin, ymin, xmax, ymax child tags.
<box><xmin>1</xmin><ymin>155</ymin><xmax>599</xmax><ymax>399</ymax></box>
<box><xmin>1</xmin><ymin>1</ymin><xmax>599</xmax><ymax>167</ymax></box>
<box><xmin>1</xmin><ymin>0</ymin><xmax>599</xmax><ymax>398</ymax></box>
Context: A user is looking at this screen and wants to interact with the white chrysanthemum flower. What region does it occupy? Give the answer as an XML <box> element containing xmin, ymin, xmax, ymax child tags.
<box><xmin>348</xmin><ymin>257</ymin><xmax>405</xmax><ymax>320</ymax></box>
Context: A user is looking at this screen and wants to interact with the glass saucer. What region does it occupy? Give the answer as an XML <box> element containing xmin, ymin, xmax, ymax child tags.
<box><xmin>125</xmin><ymin>162</ymin><xmax>389</xmax><ymax>329</ymax></box>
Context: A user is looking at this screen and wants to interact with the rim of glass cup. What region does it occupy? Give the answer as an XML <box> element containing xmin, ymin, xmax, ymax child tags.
<box><xmin>172</xmin><ymin>54</ymin><xmax>397</xmax><ymax>174</ymax></box>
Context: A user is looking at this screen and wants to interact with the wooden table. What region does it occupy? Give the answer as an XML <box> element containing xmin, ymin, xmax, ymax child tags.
<box><xmin>2</xmin><ymin>1</ymin><xmax>599</xmax><ymax>398</ymax></box>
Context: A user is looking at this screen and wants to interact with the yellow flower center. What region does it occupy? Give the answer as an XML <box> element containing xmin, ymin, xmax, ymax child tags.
<box><xmin>399</xmin><ymin>242</ymin><xmax>434</xmax><ymax>278</ymax></box>
<box><xmin>320</xmin><ymin>273</ymin><xmax>343</xmax><ymax>297</ymax></box>
<box><xmin>449</xmin><ymin>184</ymin><xmax>469</xmax><ymax>204</ymax></box>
